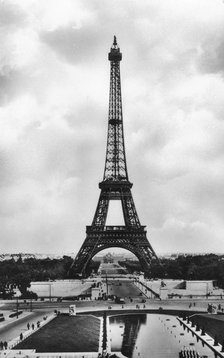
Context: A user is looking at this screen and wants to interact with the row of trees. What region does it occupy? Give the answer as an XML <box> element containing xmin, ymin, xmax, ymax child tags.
<box><xmin>0</xmin><ymin>255</ymin><xmax>101</xmax><ymax>299</ymax></box>
<box><xmin>120</xmin><ymin>254</ymin><xmax>224</xmax><ymax>288</ymax></box>
<box><xmin>2</xmin><ymin>253</ymin><xmax>224</xmax><ymax>298</ymax></box>
<box><xmin>0</xmin><ymin>256</ymin><xmax>72</xmax><ymax>298</ymax></box>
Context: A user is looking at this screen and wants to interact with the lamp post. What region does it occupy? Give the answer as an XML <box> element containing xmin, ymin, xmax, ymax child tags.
<box><xmin>16</xmin><ymin>296</ymin><xmax>19</xmax><ymax>318</ymax></box>
<box><xmin>49</xmin><ymin>283</ymin><xmax>52</xmax><ymax>302</ymax></box>
<box><xmin>106</xmin><ymin>274</ymin><xmax>108</xmax><ymax>297</ymax></box>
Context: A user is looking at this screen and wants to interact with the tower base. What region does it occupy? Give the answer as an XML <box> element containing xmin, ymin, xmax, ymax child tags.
<box><xmin>69</xmin><ymin>225</ymin><xmax>157</xmax><ymax>276</ymax></box>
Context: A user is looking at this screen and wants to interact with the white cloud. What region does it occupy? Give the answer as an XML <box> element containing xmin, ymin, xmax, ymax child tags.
<box><xmin>0</xmin><ymin>0</ymin><xmax>224</xmax><ymax>256</ymax></box>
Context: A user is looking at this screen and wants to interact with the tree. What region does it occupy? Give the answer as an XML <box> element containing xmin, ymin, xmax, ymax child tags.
<box><xmin>14</xmin><ymin>273</ymin><xmax>31</xmax><ymax>296</ymax></box>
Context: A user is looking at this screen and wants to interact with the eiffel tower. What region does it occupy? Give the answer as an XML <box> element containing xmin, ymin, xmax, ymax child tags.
<box><xmin>70</xmin><ymin>36</ymin><xmax>158</xmax><ymax>276</ymax></box>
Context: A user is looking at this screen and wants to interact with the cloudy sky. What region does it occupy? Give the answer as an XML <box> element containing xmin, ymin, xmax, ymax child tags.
<box><xmin>1</xmin><ymin>0</ymin><xmax>224</xmax><ymax>255</ymax></box>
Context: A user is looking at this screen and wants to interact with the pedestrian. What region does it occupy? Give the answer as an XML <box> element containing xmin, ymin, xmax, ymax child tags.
<box><xmin>32</xmin><ymin>323</ymin><xmax>35</xmax><ymax>330</ymax></box>
<box><xmin>20</xmin><ymin>333</ymin><xmax>23</xmax><ymax>341</ymax></box>
<box><xmin>3</xmin><ymin>341</ymin><xmax>7</xmax><ymax>350</ymax></box>
<box><xmin>0</xmin><ymin>341</ymin><xmax>3</xmax><ymax>350</ymax></box>
<box><xmin>27</xmin><ymin>322</ymin><xmax>30</xmax><ymax>330</ymax></box>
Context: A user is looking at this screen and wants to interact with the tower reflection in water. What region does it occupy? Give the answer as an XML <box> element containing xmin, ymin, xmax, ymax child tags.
<box><xmin>110</xmin><ymin>314</ymin><xmax>146</xmax><ymax>357</ymax></box>
<box><xmin>109</xmin><ymin>314</ymin><xmax>215</xmax><ymax>358</ymax></box>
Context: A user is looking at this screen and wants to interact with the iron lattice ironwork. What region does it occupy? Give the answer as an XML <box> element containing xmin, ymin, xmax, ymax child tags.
<box><xmin>70</xmin><ymin>36</ymin><xmax>158</xmax><ymax>276</ymax></box>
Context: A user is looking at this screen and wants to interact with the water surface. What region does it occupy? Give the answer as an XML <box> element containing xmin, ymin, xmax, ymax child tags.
<box><xmin>109</xmin><ymin>314</ymin><xmax>215</xmax><ymax>358</ymax></box>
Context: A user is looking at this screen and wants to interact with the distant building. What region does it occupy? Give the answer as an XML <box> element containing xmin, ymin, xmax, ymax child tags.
<box><xmin>93</xmin><ymin>251</ymin><xmax>135</xmax><ymax>263</ymax></box>
<box><xmin>103</xmin><ymin>253</ymin><xmax>114</xmax><ymax>263</ymax></box>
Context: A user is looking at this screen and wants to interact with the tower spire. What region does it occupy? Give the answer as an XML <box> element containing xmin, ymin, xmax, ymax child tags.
<box><xmin>103</xmin><ymin>36</ymin><xmax>128</xmax><ymax>182</ymax></box>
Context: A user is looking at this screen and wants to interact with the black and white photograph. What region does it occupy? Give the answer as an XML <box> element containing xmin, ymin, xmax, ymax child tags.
<box><xmin>0</xmin><ymin>0</ymin><xmax>224</xmax><ymax>357</ymax></box>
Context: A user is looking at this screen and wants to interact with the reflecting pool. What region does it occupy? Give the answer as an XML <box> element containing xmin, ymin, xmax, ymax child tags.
<box><xmin>109</xmin><ymin>314</ymin><xmax>215</xmax><ymax>358</ymax></box>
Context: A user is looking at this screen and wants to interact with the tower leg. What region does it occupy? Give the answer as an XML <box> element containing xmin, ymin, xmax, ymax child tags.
<box><xmin>69</xmin><ymin>228</ymin><xmax>158</xmax><ymax>277</ymax></box>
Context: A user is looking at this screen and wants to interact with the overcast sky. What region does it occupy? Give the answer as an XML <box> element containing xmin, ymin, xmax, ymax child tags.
<box><xmin>1</xmin><ymin>0</ymin><xmax>224</xmax><ymax>255</ymax></box>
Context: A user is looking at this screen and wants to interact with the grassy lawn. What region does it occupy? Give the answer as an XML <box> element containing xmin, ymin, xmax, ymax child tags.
<box><xmin>14</xmin><ymin>315</ymin><xmax>100</xmax><ymax>352</ymax></box>
<box><xmin>190</xmin><ymin>314</ymin><xmax>224</xmax><ymax>344</ymax></box>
